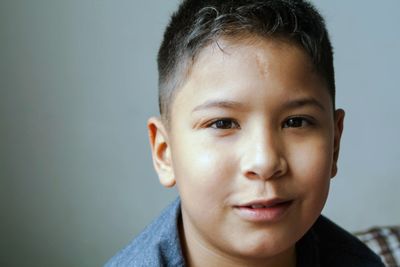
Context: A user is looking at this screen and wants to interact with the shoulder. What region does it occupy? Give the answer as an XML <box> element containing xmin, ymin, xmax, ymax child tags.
<box><xmin>313</xmin><ymin>216</ymin><xmax>385</xmax><ymax>267</ymax></box>
<box><xmin>104</xmin><ymin>198</ymin><xmax>185</xmax><ymax>267</ymax></box>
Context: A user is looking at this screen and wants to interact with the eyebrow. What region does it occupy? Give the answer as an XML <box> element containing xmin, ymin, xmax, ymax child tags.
<box><xmin>191</xmin><ymin>100</ymin><xmax>245</xmax><ymax>113</ymax></box>
<box><xmin>191</xmin><ymin>97</ymin><xmax>326</xmax><ymax>113</ymax></box>
<box><xmin>283</xmin><ymin>97</ymin><xmax>326</xmax><ymax>112</ymax></box>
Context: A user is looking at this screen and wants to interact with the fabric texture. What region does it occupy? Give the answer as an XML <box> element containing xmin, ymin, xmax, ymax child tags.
<box><xmin>355</xmin><ymin>226</ymin><xmax>400</xmax><ymax>267</ymax></box>
<box><xmin>105</xmin><ymin>198</ymin><xmax>384</xmax><ymax>267</ymax></box>
<box><xmin>105</xmin><ymin>198</ymin><xmax>185</xmax><ymax>267</ymax></box>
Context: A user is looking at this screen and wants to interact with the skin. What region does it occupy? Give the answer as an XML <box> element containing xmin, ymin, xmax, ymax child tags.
<box><xmin>148</xmin><ymin>37</ymin><xmax>345</xmax><ymax>267</ymax></box>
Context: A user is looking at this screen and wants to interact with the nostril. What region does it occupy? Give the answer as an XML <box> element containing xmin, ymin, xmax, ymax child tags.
<box><xmin>242</xmin><ymin>157</ymin><xmax>288</xmax><ymax>181</ymax></box>
<box><xmin>239</xmin><ymin>137</ymin><xmax>288</xmax><ymax>180</ymax></box>
<box><xmin>245</xmin><ymin>170</ymin><xmax>259</xmax><ymax>180</ymax></box>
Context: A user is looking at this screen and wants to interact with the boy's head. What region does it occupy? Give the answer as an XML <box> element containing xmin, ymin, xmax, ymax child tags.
<box><xmin>158</xmin><ymin>0</ymin><xmax>335</xmax><ymax>124</ymax></box>
<box><xmin>148</xmin><ymin>0</ymin><xmax>344</xmax><ymax>266</ymax></box>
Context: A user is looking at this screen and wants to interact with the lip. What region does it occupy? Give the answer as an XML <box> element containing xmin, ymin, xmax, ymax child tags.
<box><xmin>233</xmin><ymin>198</ymin><xmax>293</xmax><ymax>223</ymax></box>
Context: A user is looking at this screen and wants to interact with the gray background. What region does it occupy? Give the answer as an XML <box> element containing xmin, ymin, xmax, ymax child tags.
<box><xmin>1</xmin><ymin>0</ymin><xmax>399</xmax><ymax>266</ymax></box>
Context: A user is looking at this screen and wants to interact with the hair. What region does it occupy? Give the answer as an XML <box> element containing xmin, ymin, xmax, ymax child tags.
<box><xmin>157</xmin><ymin>0</ymin><xmax>335</xmax><ymax>122</ymax></box>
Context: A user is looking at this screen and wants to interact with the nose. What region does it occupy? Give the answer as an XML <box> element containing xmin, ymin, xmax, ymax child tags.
<box><xmin>240</xmin><ymin>129</ymin><xmax>287</xmax><ymax>181</ymax></box>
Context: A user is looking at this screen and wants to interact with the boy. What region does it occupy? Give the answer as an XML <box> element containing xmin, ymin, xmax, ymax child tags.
<box><xmin>106</xmin><ymin>0</ymin><xmax>384</xmax><ymax>266</ymax></box>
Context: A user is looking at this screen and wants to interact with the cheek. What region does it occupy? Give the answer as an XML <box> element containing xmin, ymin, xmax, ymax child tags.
<box><xmin>289</xmin><ymin>138</ymin><xmax>333</xmax><ymax>195</ymax></box>
<box><xmin>171</xmin><ymin>135</ymin><xmax>236</xmax><ymax>198</ymax></box>
<box><xmin>171</xmin><ymin>137</ymin><xmax>237</xmax><ymax>228</ymax></box>
<box><xmin>288</xmin><ymin>139</ymin><xmax>333</xmax><ymax>227</ymax></box>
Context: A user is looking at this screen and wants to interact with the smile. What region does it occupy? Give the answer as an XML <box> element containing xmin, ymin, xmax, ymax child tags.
<box><xmin>234</xmin><ymin>199</ymin><xmax>294</xmax><ymax>223</ymax></box>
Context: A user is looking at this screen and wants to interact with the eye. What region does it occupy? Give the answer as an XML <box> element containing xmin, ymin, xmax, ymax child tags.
<box><xmin>209</xmin><ymin>118</ymin><xmax>240</xmax><ymax>129</ymax></box>
<box><xmin>283</xmin><ymin>117</ymin><xmax>313</xmax><ymax>128</ymax></box>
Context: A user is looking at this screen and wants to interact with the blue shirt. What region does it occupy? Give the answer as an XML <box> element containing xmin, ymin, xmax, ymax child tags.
<box><xmin>105</xmin><ymin>198</ymin><xmax>384</xmax><ymax>267</ymax></box>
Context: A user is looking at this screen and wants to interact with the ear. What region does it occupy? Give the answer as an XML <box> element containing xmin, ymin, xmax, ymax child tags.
<box><xmin>147</xmin><ymin>117</ymin><xmax>176</xmax><ymax>188</ymax></box>
<box><xmin>331</xmin><ymin>109</ymin><xmax>345</xmax><ymax>178</ymax></box>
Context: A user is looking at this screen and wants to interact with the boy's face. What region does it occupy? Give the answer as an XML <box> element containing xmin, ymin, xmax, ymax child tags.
<box><xmin>149</xmin><ymin>38</ymin><xmax>344</xmax><ymax>264</ymax></box>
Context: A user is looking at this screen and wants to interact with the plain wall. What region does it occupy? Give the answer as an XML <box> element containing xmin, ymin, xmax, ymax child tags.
<box><xmin>1</xmin><ymin>0</ymin><xmax>399</xmax><ymax>266</ymax></box>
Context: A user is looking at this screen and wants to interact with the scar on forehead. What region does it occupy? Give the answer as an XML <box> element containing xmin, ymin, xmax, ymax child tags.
<box><xmin>255</xmin><ymin>54</ymin><xmax>268</xmax><ymax>79</ymax></box>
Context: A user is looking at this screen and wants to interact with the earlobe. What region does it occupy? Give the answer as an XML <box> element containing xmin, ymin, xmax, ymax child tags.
<box><xmin>147</xmin><ymin>117</ymin><xmax>176</xmax><ymax>188</ymax></box>
<box><xmin>331</xmin><ymin>109</ymin><xmax>345</xmax><ymax>178</ymax></box>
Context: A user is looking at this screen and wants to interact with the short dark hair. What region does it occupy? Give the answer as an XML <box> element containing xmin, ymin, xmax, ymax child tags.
<box><xmin>157</xmin><ymin>0</ymin><xmax>335</xmax><ymax>122</ymax></box>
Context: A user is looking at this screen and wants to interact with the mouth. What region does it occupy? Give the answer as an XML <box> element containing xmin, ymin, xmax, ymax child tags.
<box><xmin>234</xmin><ymin>198</ymin><xmax>294</xmax><ymax>223</ymax></box>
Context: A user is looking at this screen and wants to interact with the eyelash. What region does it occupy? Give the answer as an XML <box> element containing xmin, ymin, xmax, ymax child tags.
<box><xmin>206</xmin><ymin>116</ymin><xmax>315</xmax><ymax>130</ymax></box>
<box><xmin>208</xmin><ymin>118</ymin><xmax>240</xmax><ymax>130</ymax></box>
<box><xmin>282</xmin><ymin>116</ymin><xmax>314</xmax><ymax>128</ymax></box>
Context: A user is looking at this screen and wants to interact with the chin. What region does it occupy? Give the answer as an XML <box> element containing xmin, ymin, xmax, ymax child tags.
<box><xmin>227</xmin><ymin>234</ymin><xmax>295</xmax><ymax>261</ymax></box>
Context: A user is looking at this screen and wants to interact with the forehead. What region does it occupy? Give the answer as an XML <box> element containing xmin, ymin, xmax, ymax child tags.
<box><xmin>190</xmin><ymin>36</ymin><xmax>317</xmax><ymax>84</ymax></box>
<box><xmin>170</xmin><ymin>37</ymin><xmax>331</xmax><ymax>123</ymax></box>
